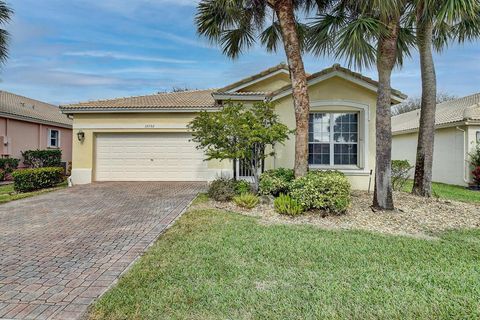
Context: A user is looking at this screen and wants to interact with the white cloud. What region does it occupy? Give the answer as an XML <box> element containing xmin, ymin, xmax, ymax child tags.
<box><xmin>63</xmin><ymin>51</ymin><xmax>196</xmax><ymax>64</ymax></box>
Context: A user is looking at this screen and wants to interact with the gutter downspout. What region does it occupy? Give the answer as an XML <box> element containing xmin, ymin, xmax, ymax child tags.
<box><xmin>455</xmin><ymin>127</ymin><xmax>469</xmax><ymax>184</ymax></box>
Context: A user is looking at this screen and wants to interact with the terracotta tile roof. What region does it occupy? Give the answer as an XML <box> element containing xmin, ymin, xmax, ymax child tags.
<box><xmin>61</xmin><ymin>63</ymin><xmax>406</xmax><ymax>113</ymax></box>
<box><xmin>61</xmin><ymin>89</ymin><xmax>217</xmax><ymax>112</ymax></box>
<box><xmin>392</xmin><ymin>93</ymin><xmax>480</xmax><ymax>133</ymax></box>
<box><xmin>269</xmin><ymin>63</ymin><xmax>407</xmax><ymax>100</ymax></box>
<box><xmin>217</xmin><ymin>63</ymin><xmax>289</xmax><ymax>93</ymax></box>
<box><xmin>0</xmin><ymin>91</ymin><xmax>72</xmax><ymax>128</ymax></box>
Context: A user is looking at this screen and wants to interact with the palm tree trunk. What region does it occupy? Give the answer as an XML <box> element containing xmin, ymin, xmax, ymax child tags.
<box><xmin>373</xmin><ymin>19</ymin><xmax>399</xmax><ymax>211</ymax></box>
<box><xmin>274</xmin><ymin>0</ymin><xmax>310</xmax><ymax>177</ymax></box>
<box><xmin>412</xmin><ymin>20</ymin><xmax>436</xmax><ymax>197</ymax></box>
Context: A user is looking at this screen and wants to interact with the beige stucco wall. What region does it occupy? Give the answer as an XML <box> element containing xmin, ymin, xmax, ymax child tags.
<box><xmin>392</xmin><ymin>126</ymin><xmax>468</xmax><ymax>186</ymax></box>
<box><xmin>0</xmin><ymin>116</ymin><xmax>72</xmax><ymax>166</ymax></box>
<box><xmin>239</xmin><ymin>73</ymin><xmax>291</xmax><ymax>92</ymax></box>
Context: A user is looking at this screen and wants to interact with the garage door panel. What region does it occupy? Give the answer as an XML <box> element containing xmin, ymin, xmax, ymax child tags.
<box><xmin>95</xmin><ymin>133</ymin><xmax>211</xmax><ymax>181</ymax></box>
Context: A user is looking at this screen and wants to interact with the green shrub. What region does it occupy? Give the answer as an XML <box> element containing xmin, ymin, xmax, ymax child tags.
<box><xmin>235</xmin><ymin>180</ymin><xmax>252</xmax><ymax>195</ymax></box>
<box><xmin>22</xmin><ymin>149</ymin><xmax>62</xmax><ymax>168</ymax></box>
<box><xmin>12</xmin><ymin>167</ymin><xmax>64</xmax><ymax>193</ymax></box>
<box><xmin>233</xmin><ymin>192</ymin><xmax>259</xmax><ymax>209</ymax></box>
<box><xmin>274</xmin><ymin>194</ymin><xmax>304</xmax><ymax>216</ymax></box>
<box><xmin>208</xmin><ymin>178</ymin><xmax>237</xmax><ymax>202</ymax></box>
<box><xmin>259</xmin><ymin>168</ymin><xmax>295</xmax><ymax>196</ymax></box>
<box><xmin>0</xmin><ymin>158</ymin><xmax>20</xmax><ymax>177</ymax></box>
<box><xmin>392</xmin><ymin>160</ymin><xmax>413</xmax><ymax>191</ymax></box>
<box><xmin>289</xmin><ymin>171</ymin><xmax>351</xmax><ymax>214</ymax></box>
<box><xmin>0</xmin><ymin>170</ymin><xmax>4</xmax><ymax>182</ymax></box>
<box><xmin>470</xmin><ymin>144</ymin><xmax>480</xmax><ymax>168</ymax></box>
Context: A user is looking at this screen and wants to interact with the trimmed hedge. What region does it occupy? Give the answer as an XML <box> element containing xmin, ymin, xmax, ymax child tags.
<box><xmin>22</xmin><ymin>149</ymin><xmax>62</xmax><ymax>168</ymax></box>
<box><xmin>259</xmin><ymin>168</ymin><xmax>295</xmax><ymax>196</ymax></box>
<box><xmin>12</xmin><ymin>167</ymin><xmax>64</xmax><ymax>192</ymax></box>
<box><xmin>289</xmin><ymin>171</ymin><xmax>351</xmax><ymax>214</ymax></box>
<box><xmin>0</xmin><ymin>157</ymin><xmax>20</xmax><ymax>181</ymax></box>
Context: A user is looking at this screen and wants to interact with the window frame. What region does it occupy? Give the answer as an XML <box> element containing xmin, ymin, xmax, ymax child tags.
<box><xmin>309</xmin><ymin>111</ymin><xmax>360</xmax><ymax>169</ymax></box>
<box><xmin>48</xmin><ymin>129</ymin><xmax>61</xmax><ymax>148</ymax></box>
<box><xmin>308</xmin><ymin>99</ymin><xmax>375</xmax><ymax>176</ymax></box>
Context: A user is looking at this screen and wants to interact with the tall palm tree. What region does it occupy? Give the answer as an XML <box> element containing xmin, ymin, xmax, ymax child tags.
<box><xmin>195</xmin><ymin>0</ymin><xmax>328</xmax><ymax>177</ymax></box>
<box><xmin>411</xmin><ymin>0</ymin><xmax>480</xmax><ymax>197</ymax></box>
<box><xmin>0</xmin><ymin>1</ymin><xmax>12</xmax><ymax>65</ymax></box>
<box><xmin>307</xmin><ymin>0</ymin><xmax>414</xmax><ymax>210</ymax></box>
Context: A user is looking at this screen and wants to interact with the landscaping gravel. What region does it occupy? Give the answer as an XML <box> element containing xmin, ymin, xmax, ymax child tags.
<box><xmin>197</xmin><ymin>191</ymin><xmax>480</xmax><ymax>238</ymax></box>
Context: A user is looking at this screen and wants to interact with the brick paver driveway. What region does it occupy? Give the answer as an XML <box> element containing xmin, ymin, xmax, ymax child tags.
<box><xmin>0</xmin><ymin>182</ymin><xmax>205</xmax><ymax>320</ymax></box>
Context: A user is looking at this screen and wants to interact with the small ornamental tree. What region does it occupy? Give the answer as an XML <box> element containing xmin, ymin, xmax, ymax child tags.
<box><xmin>189</xmin><ymin>101</ymin><xmax>292</xmax><ymax>192</ymax></box>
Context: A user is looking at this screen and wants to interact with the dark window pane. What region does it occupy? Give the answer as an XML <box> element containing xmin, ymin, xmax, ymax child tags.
<box><xmin>308</xmin><ymin>154</ymin><xmax>313</xmax><ymax>164</ymax></box>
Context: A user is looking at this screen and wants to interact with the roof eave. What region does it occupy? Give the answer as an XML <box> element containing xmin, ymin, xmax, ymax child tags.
<box><xmin>60</xmin><ymin>107</ymin><xmax>221</xmax><ymax>114</ymax></box>
<box><xmin>0</xmin><ymin>111</ymin><xmax>72</xmax><ymax>129</ymax></box>
<box><xmin>392</xmin><ymin>120</ymin><xmax>471</xmax><ymax>135</ymax></box>
<box><xmin>211</xmin><ymin>93</ymin><xmax>267</xmax><ymax>101</ymax></box>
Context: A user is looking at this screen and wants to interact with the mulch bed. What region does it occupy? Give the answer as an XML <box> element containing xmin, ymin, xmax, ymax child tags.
<box><xmin>194</xmin><ymin>191</ymin><xmax>480</xmax><ymax>238</ymax></box>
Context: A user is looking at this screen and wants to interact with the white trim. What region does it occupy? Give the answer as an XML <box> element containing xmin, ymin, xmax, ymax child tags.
<box><xmin>308</xmin><ymin>100</ymin><xmax>370</xmax><ymax>171</ymax></box>
<box><xmin>71</xmin><ymin>168</ymin><xmax>92</xmax><ymax>185</ymax></box>
<box><xmin>73</xmin><ymin>123</ymin><xmax>188</xmax><ymax>130</ymax></box>
<box><xmin>48</xmin><ymin>128</ymin><xmax>60</xmax><ymax>148</ymax></box>
<box><xmin>226</xmin><ymin>69</ymin><xmax>290</xmax><ymax>93</ymax></box>
<box><xmin>61</xmin><ymin>108</ymin><xmax>221</xmax><ymax>114</ymax></box>
<box><xmin>271</xmin><ymin>71</ymin><xmax>405</xmax><ymax>103</ymax></box>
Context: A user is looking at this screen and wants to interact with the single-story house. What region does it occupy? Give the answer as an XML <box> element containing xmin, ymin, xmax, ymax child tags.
<box><xmin>60</xmin><ymin>63</ymin><xmax>406</xmax><ymax>190</ymax></box>
<box><xmin>0</xmin><ymin>90</ymin><xmax>73</xmax><ymax>166</ymax></box>
<box><xmin>392</xmin><ymin>93</ymin><xmax>480</xmax><ymax>186</ymax></box>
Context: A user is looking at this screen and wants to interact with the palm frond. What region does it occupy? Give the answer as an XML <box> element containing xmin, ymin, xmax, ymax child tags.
<box><xmin>260</xmin><ymin>20</ymin><xmax>282</xmax><ymax>52</ymax></box>
<box><xmin>196</xmin><ymin>0</ymin><xmax>245</xmax><ymax>42</ymax></box>
<box><xmin>454</xmin><ymin>13</ymin><xmax>480</xmax><ymax>43</ymax></box>
<box><xmin>306</xmin><ymin>12</ymin><xmax>347</xmax><ymax>56</ymax></box>
<box><xmin>436</xmin><ymin>0</ymin><xmax>480</xmax><ymax>24</ymax></box>
<box><xmin>432</xmin><ymin>20</ymin><xmax>451</xmax><ymax>51</ymax></box>
<box><xmin>0</xmin><ymin>1</ymin><xmax>12</xmax><ymax>24</ymax></box>
<box><xmin>334</xmin><ymin>17</ymin><xmax>379</xmax><ymax>70</ymax></box>
<box><xmin>395</xmin><ymin>26</ymin><xmax>415</xmax><ymax>66</ymax></box>
<box><xmin>220</xmin><ymin>25</ymin><xmax>256</xmax><ymax>59</ymax></box>
<box><xmin>0</xmin><ymin>29</ymin><xmax>9</xmax><ymax>64</ymax></box>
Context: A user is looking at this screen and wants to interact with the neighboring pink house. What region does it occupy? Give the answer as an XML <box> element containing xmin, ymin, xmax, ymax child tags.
<box><xmin>0</xmin><ymin>90</ymin><xmax>72</xmax><ymax>167</ymax></box>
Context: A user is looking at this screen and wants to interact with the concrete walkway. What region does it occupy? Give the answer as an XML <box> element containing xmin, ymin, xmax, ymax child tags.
<box><xmin>0</xmin><ymin>182</ymin><xmax>204</xmax><ymax>319</ymax></box>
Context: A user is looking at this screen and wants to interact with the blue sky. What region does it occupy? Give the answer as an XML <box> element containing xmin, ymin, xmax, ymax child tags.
<box><xmin>1</xmin><ymin>0</ymin><xmax>480</xmax><ymax>105</ymax></box>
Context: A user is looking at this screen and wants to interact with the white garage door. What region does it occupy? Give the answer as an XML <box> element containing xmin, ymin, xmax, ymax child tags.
<box><xmin>95</xmin><ymin>132</ymin><xmax>211</xmax><ymax>181</ymax></box>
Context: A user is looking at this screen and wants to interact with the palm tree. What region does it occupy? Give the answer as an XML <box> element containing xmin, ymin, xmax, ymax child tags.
<box><xmin>195</xmin><ymin>0</ymin><xmax>329</xmax><ymax>178</ymax></box>
<box><xmin>411</xmin><ymin>0</ymin><xmax>480</xmax><ymax>197</ymax></box>
<box><xmin>307</xmin><ymin>0</ymin><xmax>414</xmax><ymax>210</ymax></box>
<box><xmin>0</xmin><ymin>1</ymin><xmax>11</xmax><ymax>65</ymax></box>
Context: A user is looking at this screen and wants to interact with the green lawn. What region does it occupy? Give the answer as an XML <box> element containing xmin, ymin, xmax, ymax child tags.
<box><xmin>0</xmin><ymin>181</ymin><xmax>68</xmax><ymax>204</ymax></box>
<box><xmin>91</xmin><ymin>208</ymin><xmax>480</xmax><ymax>320</ymax></box>
<box><xmin>403</xmin><ymin>180</ymin><xmax>480</xmax><ymax>203</ymax></box>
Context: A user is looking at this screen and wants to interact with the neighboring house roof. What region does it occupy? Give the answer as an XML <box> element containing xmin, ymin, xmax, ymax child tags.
<box><xmin>61</xmin><ymin>63</ymin><xmax>407</xmax><ymax>113</ymax></box>
<box><xmin>392</xmin><ymin>93</ymin><xmax>480</xmax><ymax>134</ymax></box>
<box><xmin>61</xmin><ymin>89</ymin><xmax>218</xmax><ymax>112</ymax></box>
<box><xmin>0</xmin><ymin>91</ymin><xmax>72</xmax><ymax>128</ymax></box>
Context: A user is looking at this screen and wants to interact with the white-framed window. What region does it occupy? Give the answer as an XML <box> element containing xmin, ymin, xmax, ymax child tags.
<box><xmin>309</xmin><ymin>112</ymin><xmax>359</xmax><ymax>167</ymax></box>
<box><xmin>48</xmin><ymin>129</ymin><xmax>60</xmax><ymax>148</ymax></box>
